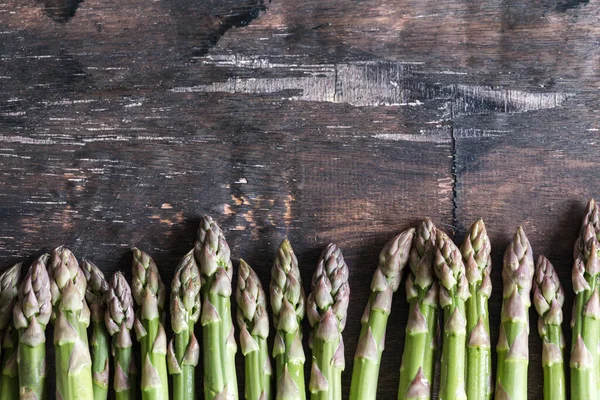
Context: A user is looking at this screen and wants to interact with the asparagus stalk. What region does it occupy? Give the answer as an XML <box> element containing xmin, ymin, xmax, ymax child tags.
<box><xmin>167</xmin><ymin>250</ymin><xmax>201</xmax><ymax>400</ymax></box>
<box><xmin>131</xmin><ymin>248</ymin><xmax>169</xmax><ymax>400</ymax></box>
<box><xmin>571</xmin><ymin>200</ymin><xmax>600</xmax><ymax>400</ymax></box>
<box><xmin>0</xmin><ymin>263</ymin><xmax>22</xmax><ymax>400</ymax></box>
<box><xmin>534</xmin><ymin>256</ymin><xmax>566</xmax><ymax>400</ymax></box>
<box><xmin>82</xmin><ymin>261</ymin><xmax>110</xmax><ymax>400</ymax></box>
<box><xmin>307</xmin><ymin>243</ymin><xmax>350</xmax><ymax>400</ymax></box>
<box><xmin>105</xmin><ymin>272</ymin><xmax>137</xmax><ymax>400</ymax></box>
<box><xmin>236</xmin><ymin>260</ymin><xmax>271</xmax><ymax>400</ymax></box>
<box><xmin>350</xmin><ymin>229</ymin><xmax>415</xmax><ymax>400</ymax></box>
<box><xmin>0</xmin><ymin>263</ymin><xmax>21</xmax><ymax>335</ymax></box>
<box><xmin>13</xmin><ymin>255</ymin><xmax>52</xmax><ymax>400</ymax></box>
<box><xmin>495</xmin><ymin>227</ymin><xmax>534</xmax><ymax>400</ymax></box>
<box><xmin>574</xmin><ymin>198</ymin><xmax>600</xmax><ymax>261</ymax></box>
<box><xmin>460</xmin><ymin>220</ymin><xmax>493</xmax><ymax>400</ymax></box>
<box><xmin>48</xmin><ymin>246</ymin><xmax>94</xmax><ymax>400</ymax></box>
<box><xmin>0</xmin><ymin>325</ymin><xmax>18</xmax><ymax>399</ymax></box>
<box><xmin>270</xmin><ymin>239</ymin><xmax>306</xmax><ymax>400</ymax></box>
<box><xmin>194</xmin><ymin>215</ymin><xmax>238</xmax><ymax>400</ymax></box>
<box><xmin>397</xmin><ymin>218</ymin><xmax>439</xmax><ymax>400</ymax></box>
<box><xmin>434</xmin><ymin>230</ymin><xmax>469</xmax><ymax>400</ymax></box>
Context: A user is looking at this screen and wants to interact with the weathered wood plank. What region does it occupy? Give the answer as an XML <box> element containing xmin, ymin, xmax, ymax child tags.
<box><xmin>2</xmin><ymin>0</ymin><xmax>599</xmax><ymax>397</ymax></box>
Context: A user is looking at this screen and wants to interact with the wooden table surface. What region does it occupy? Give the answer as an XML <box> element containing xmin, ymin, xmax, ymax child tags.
<box><xmin>1</xmin><ymin>0</ymin><xmax>599</xmax><ymax>398</ymax></box>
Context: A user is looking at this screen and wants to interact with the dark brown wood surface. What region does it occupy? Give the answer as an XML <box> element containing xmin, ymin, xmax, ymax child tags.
<box><xmin>1</xmin><ymin>0</ymin><xmax>599</xmax><ymax>397</ymax></box>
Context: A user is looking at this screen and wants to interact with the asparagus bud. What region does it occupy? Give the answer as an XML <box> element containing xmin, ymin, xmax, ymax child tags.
<box><xmin>434</xmin><ymin>230</ymin><xmax>469</xmax><ymax>400</ymax></box>
<box><xmin>495</xmin><ymin>227</ymin><xmax>534</xmax><ymax>400</ymax></box>
<box><xmin>105</xmin><ymin>272</ymin><xmax>137</xmax><ymax>400</ymax></box>
<box><xmin>236</xmin><ymin>259</ymin><xmax>271</xmax><ymax>400</ymax></box>
<box><xmin>195</xmin><ymin>216</ymin><xmax>238</xmax><ymax>400</ymax></box>
<box><xmin>271</xmin><ymin>239</ymin><xmax>306</xmax><ymax>400</ymax></box>
<box><xmin>398</xmin><ymin>218</ymin><xmax>438</xmax><ymax>400</ymax></box>
<box><xmin>461</xmin><ymin>220</ymin><xmax>493</xmax><ymax>400</ymax></box>
<box><xmin>167</xmin><ymin>250</ymin><xmax>201</xmax><ymax>400</ymax></box>
<box><xmin>534</xmin><ymin>256</ymin><xmax>566</xmax><ymax>400</ymax></box>
<box><xmin>307</xmin><ymin>243</ymin><xmax>350</xmax><ymax>400</ymax></box>
<box><xmin>132</xmin><ymin>248</ymin><xmax>169</xmax><ymax>400</ymax></box>
<box><xmin>350</xmin><ymin>229</ymin><xmax>415</xmax><ymax>400</ymax></box>
<box><xmin>82</xmin><ymin>260</ymin><xmax>110</xmax><ymax>400</ymax></box>
<box><xmin>48</xmin><ymin>246</ymin><xmax>94</xmax><ymax>400</ymax></box>
<box><xmin>13</xmin><ymin>255</ymin><xmax>52</xmax><ymax>400</ymax></box>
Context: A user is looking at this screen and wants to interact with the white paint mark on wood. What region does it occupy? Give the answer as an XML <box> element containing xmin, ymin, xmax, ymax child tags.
<box><xmin>372</xmin><ymin>130</ymin><xmax>452</xmax><ymax>143</ymax></box>
<box><xmin>0</xmin><ymin>136</ymin><xmax>56</xmax><ymax>145</ymax></box>
<box><xmin>452</xmin><ymin>85</ymin><xmax>572</xmax><ymax>114</ymax></box>
<box><xmin>173</xmin><ymin>54</ymin><xmax>571</xmax><ymax>115</ymax></box>
<box><xmin>453</xmin><ymin>128</ymin><xmax>511</xmax><ymax>139</ymax></box>
<box><xmin>173</xmin><ymin>58</ymin><xmax>413</xmax><ymax>106</ymax></box>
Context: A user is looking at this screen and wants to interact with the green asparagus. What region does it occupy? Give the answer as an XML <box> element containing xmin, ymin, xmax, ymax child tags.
<box><xmin>0</xmin><ymin>325</ymin><xmax>18</xmax><ymax>399</ymax></box>
<box><xmin>574</xmin><ymin>198</ymin><xmax>600</xmax><ymax>260</ymax></box>
<box><xmin>48</xmin><ymin>246</ymin><xmax>94</xmax><ymax>400</ymax></box>
<box><xmin>307</xmin><ymin>243</ymin><xmax>350</xmax><ymax>400</ymax></box>
<box><xmin>105</xmin><ymin>271</ymin><xmax>137</xmax><ymax>400</ymax></box>
<box><xmin>397</xmin><ymin>218</ymin><xmax>439</xmax><ymax>400</ymax></box>
<box><xmin>495</xmin><ymin>227</ymin><xmax>534</xmax><ymax>400</ymax></box>
<box><xmin>236</xmin><ymin>259</ymin><xmax>271</xmax><ymax>400</ymax></box>
<box><xmin>571</xmin><ymin>199</ymin><xmax>600</xmax><ymax>400</ymax></box>
<box><xmin>194</xmin><ymin>215</ymin><xmax>238</xmax><ymax>400</ymax></box>
<box><xmin>434</xmin><ymin>230</ymin><xmax>469</xmax><ymax>400</ymax></box>
<box><xmin>82</xmin><ymin>261</ymin><xmax>110</xmax><ymax>400</ymax></box>
<box><xmin>131</xmin><ymin>248</ymin><xmax>169</xmax><ymax>400</ymax></box>
<box><xmin>350</xmin><ymin>229</ymin><xmax>415</xmax><ymax>400</ymax></box>
<box><xmin>167</xmin><ymin>250</ymin><xmax>201</xmax><ymax>400</ymax></box>
<box><xmin>0</xmin><ymin>263</ymin><xmax>21</xmax><ymax>335</ymax></box>
<box><xmin>270</xmin><ymin>238</ymin><xmax>306</xmax><ymax>400</ymax></box>
<box><xmin>460</xmin><ymin>220</ymin><xmax>493</xmax><ymax>400</ymax></box>
<box><xmin>534</xmin><ymin>256</ymin><xmax>565</xmax><ymax>400</ymax></box>
<box><xmin>12</xmin><ymin>255</ymin><xmax>52</xmax><ymax>400</ymax></box>
<box><xmin>0</xmin><ymin>263</ymin><xmax>21</xmax><ymax>400</ymax></box>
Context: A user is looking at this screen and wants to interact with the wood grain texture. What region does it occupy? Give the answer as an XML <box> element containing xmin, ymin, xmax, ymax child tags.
<box><xmin>1</xmin><ymin>0</ymin><xmax>598</xmax><ymax>397</ymax></box>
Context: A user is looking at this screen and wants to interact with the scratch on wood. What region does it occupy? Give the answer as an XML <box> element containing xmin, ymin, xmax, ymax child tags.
<box><xmin>171</xmin><ymin>55</ymin><xmax>573</xmax><ymax>115</ymax></box>
<box><xmin>453</xmin><ymin>128</ymin><xmax>512</xmax><ymax>139</ymax></box>
<box><xmin>372</xmin><ymin>131</ymin><xmax>452</xmax><ymax>143</ymax></box>
<box><xmin>451</xmin><ymin>85</ymin><xmax>573</xmax><ymax>116</ymax></box>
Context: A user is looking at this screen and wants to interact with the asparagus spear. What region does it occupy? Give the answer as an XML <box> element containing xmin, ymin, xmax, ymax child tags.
<box><xmin>0</xmin><ymin>325</ymin><xmax>18</xmax><ymax>399</ymax></box>
<box><xmin>167</xmin><ymin>250</ymin><xmax>201</xmax><ymax>400</ymax></box>
<box><xmin>534</xmin><ymin>256</ymin><xmax>566</xmax><ymax>400</ymax></box>
<box><xmin>571</xmin><ymin>201</ymin><xmax>600</xmax><ymax>400</ymax></box>
<box><xmin>495</xmin><ymin>227</ymin><xmax>534</xmax><ymax>400</ymax></box>
<box><xmin>82</xmin><ymin>261</ymin><xmax>110</xmax><ymax>400</ymax></box>
<box><xmin>270</xmin><ymin>239</ymin><xmax>306</xmax><ymax>400</ymax></box>
<box><xmin>0</xmin><ymin>263</ymin><xmax>21</xmax><ymax>335</ymax></box>
<box><xmin>434</xmin><ymin>230</ymin><xmax>469</xmax><ymax>400</ymax></box>
<box><xmin>105</xmin><ymin>272</ymin><xmax>137</xmax><ymax>400</ymax></box>
<box><xmin>0</xmin><ymin>263</ymin><xmax>22</xmax><ymax>400</ymax></box>
<box><xmin>236</xmin><ymin>259</ymin><xmax>271</xmax><ymax>400</ymax></box>
<box><xmin>13</xmin><ymin>255</ymin><xmax>52</xmax><ymax>400</ymax></box>
<box><xmin>349</xmin><ymin>228</ymin><xmax>415</xmax><ymax>400</ymax></box>
<box><xmin>307</xmin><ymin>243</ymin><xmax>350</xmax><ymax>400</ymax></box>
<box><xmin>460</xmin><ymin>220</ymin><xmax>493</xmax><ymax>400</ymax></box>
<box><xmin>48</xmin><ymin>246</ymin><xmax>94</xmax><ymax>400</ymax></box>
<box><xmin>574</xmin><ymin>198</ymin><xmax>600</xmax><ymax>260</ymax></box>
<box><xmin>397</xmin><ymin>218</ymin><xmax>439</xmax><ymax>400</ymax></box>
<box><xmin>194</xmin><ymin>215</ymin><xmax>238</xmax><ymax>400</ymax></box>
<box><xmin>131</xmin><ymin>248</ymin><xmax>169</xmax><ymax>400</ymax></box>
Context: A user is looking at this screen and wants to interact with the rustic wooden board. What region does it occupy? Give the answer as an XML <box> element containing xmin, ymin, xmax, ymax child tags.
<box><xmin>1</xmin><ymin>0</ymin><xmax>598</xmax><ymax>397</ymax></box>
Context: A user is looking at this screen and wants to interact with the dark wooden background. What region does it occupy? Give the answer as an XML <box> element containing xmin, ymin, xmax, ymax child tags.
<box><xmin>1</xmin><ymin>0</ymin><xmax>599</xmax><ymax>397</ymax></box>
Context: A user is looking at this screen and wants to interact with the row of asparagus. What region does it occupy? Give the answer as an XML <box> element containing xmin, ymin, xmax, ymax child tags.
<box><xmin>0</xmin><ymin>198</ymin><xmax>596</xmax><ymax>400</ymax></box>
